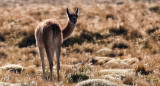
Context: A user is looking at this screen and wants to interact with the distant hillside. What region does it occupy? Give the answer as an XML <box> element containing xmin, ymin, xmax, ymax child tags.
<box><xmin>0</xmin><ymin>0</ymin><xmax>160</xmax><ymax>7</ymax></box>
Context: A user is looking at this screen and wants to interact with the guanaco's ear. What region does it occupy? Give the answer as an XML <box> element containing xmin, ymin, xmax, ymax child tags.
<box><xmin>75</xmin><ymin>8</ymin><xmax>78</xmax><ymax>15</ymax></box>
<box><xmin>66</xmin><ymin>8</ymin><xmax>70</xmax><ymax>15</ymax></box>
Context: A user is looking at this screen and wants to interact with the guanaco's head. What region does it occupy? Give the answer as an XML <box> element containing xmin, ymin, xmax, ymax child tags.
<box><xmin>66</xmin><ymin>8</ymin><xmax>78</xmax><ymax>24</ymax></box>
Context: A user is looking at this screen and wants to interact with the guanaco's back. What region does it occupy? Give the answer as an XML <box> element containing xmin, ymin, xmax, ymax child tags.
<box><xmin>35</xmin><ymin>19</ymin><xmax>62</xmax><ymax>47</ymax></box>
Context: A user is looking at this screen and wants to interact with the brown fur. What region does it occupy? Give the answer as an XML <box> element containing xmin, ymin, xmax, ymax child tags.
<box><xmin>35</xmin><ymin>19</ymin><xmax>62</xmax><ymax>47</ymax></box>
<box><xmin>63</xmin><ymin>22</ymin><xmax>76</xmax><ymax>40</ymax></box>
<box><xmin>35</xmin><ymin>8</ymin><xmax>78</xmax><ymax>83</ymax></box>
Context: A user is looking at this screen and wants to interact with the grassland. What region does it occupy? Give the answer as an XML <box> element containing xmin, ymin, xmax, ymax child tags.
<box><xmin>0</xmin><ymin>0</ymin><xmax>160</xmax><ymax>86</ymax></box>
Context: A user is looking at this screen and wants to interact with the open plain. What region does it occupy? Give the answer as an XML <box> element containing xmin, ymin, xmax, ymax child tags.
<box><xmin>0</xmin><ymin>0</ymin><xmax>160</xmax><ymax>86</ymax></box>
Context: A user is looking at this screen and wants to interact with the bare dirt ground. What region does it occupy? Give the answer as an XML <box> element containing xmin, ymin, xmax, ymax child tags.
<box><xmin>0</xmin><ymin>0</ymin><xmax>160</xmax><ymax>86</ymax></box>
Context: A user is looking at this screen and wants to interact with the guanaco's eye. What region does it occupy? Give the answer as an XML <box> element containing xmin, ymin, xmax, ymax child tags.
<box><xmin>69</xmin><ymin>15</ymin><xmax>72</xmax><ymax>18</ymax></box>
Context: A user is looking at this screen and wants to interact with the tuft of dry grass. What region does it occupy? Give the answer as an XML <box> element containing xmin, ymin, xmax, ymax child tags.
<box><xmin>0</xmin><ymin>50</ymin><xmax>7</xmax><ymax>59</ymax></box>
<box><xmin>123</xmin><ymin>74</ymin><xmax>135</xmax><ymax>85</ymax></box>
<box><xmin>149</xmin><ymin>5</ymin><xmax>160</xmax><ymax>14</ymax></box>
<box><xmin>76</xmin><ymin>79</ymin><xmax>117</xmax><ymax>86</ymax></box>
<box><xmin>135</xmin><ymin>62</ymin><xmax>152</xmax><ymax>75</ymax></box>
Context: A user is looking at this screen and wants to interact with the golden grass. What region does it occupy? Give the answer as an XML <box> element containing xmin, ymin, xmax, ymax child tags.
<box><xmin>0</xmin><ymin>1</ymin><xmax>160</xmax><ymax>85</ymax></box>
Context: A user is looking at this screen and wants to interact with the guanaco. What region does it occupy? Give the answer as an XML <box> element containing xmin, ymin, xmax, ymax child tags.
<box><xmin>35</xmin><ymin>8</ymin><xmax>78</xmax><ymax>82</ymax></box>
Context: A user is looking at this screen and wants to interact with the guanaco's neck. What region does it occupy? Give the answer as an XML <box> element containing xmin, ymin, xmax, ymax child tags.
<box><xmin>63</xmin><ymin>22</ymin><xmax>76</xmax><ymax>40</ymax></box>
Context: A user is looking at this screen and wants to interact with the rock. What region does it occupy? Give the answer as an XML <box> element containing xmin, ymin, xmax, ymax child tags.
<box><xmin>75</xmin><ymin>79</ymin><xmax>117</xmax><ymax>86</ymax></box>
<box><xmin>0</xmin><ymin>64</ymin><xmax>24</xmax><ymax>73</ymax></box>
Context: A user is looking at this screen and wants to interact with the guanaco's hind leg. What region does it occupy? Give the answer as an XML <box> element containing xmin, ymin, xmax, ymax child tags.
<box><xmin>45</xmin><ymin>43</ymin><xmax>54</xmax><ymax>81</ymax></box>
<box><xmin>55</xmin><ymin>36</ymin><xmax>62</xmax><ymax>82</ymax></box>
<box><xmin>56</xmin><ymin>45</ymin><xmax>61</xmax><ymax>82</ymax></box>
<box><xmin>37</xmin><ymin>46</ymin><xmax>45</xmax><ymax>79</ymax></box>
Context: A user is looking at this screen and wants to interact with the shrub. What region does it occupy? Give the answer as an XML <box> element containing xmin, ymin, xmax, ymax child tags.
<box><xmin>10</xmin><ymin>68</ymin><xmax>23</xmax><ymax>74</ymax></box>
<box><xmin>135</xmin><ymin>63</ymin><xmax>152</xmax><ymax>75</ymax></box>
<box><xmin>152</xmin><ymin>32</ymin><xmax>160</xmax><ymax>42</ymax></box>
<box><xmin>33</xmin><ymin>59</ymin><xmax>41</xmax><ymax>67</ymax></box>
<box><xmin>84</xmin><ymin>48</ymin><xmax>93</xmax><ymax>53</ymax></box>
<box><xmin>0</xmin><ymin>51</ymin><xmax>7</xmax><ymax>59</ymax></box>
<box><xmin>24</xmin><ymin>68</ymin><xmax>36</xmax><ymax>75</ymax></box>
<box><xmin>146</xmin><ymin>27</ymin><xmax>159</xmax><ymax>35</ymax></box>
<box><xmin>149</xmin><ymin>6</ymin><xmax>160</xmax><ymax>14</ymax></box>
<box><xmin>112</xmin><ymin>42</ymin><xmax>129</xmax><ymax>49</ymax></box>
<box><xmin>109</xmin><ymin>26</ymin><xmax>128</xmax><ymax>36</ymax></box>
<box><xmin>80</xmin><ymin>30</ymin><xmax>94</xmax><ymax>42</ymax></box>
<box><xmin>24</xmin><ymin>49</ymin><xmax>37</xmax><ymax>56</ymax></box>
<box><xmin>80</xmin><ymin>30</ymin><xmax>103</xmax><ymax>41</ymax></box>
<box><xmin>106</xmin><ymin>14</ymin><xmax>115</xmax><ymax>20</ymax></box>
<box><xmin>0</xmin><ymin>34</ymin><xmax>5</xmax><ymax>41</ymax></box>
<box><xmin>90</xmin><ymin>58</ymin><xmax>98</xmax><ymax>65</ymax></box>
<box><xmin>63</xmin><ymin>36</ymin><xmax>85</xmax><ymax>47</ymax></box>
<box><xmin>17</xmin><ymin>34</ymin><xmax>36</xmax><ymax>48</ymax></box>
<box><xmin>3</xmin><ymin>64</ymin><xmax>24</xmax><ymax>74</ymax></box>
<box><xmin>129</xmin><ymin>30</ymin><xmax>143</xmax><ymax>39</ymax></box>
<box><xmin>63</xmin><ymin>30</ymin><xmax>103</xmax><ymax>47</ymax></box>
<box><xmin>123</xmin><ymin>74</ymin><xmax>134</xmax><ymax>85</ymax></box>
<box><xmin>69</xmin><ymin>73</ymin><xmax>89</xmax><ymax>83</ymax></box>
